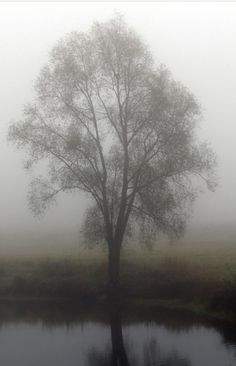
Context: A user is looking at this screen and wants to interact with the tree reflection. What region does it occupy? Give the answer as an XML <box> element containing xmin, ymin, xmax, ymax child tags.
<box><xmin>143</xmin><ymin>337</ymin><xmax>190</xmax><ymax>366</ymax></box>
<box><xmin>86</xmin><ymin>302</ymin><xmax>191</xmax><ymax>366</ymax></box>
<box><xmin>109</xmin><ymin>302</ymin><xmax>130</xmax><ymax>366</ymax></box>
<box><xmin>86</xmin><ymin>301</ymin><xmax>130</xmax><ymax>366</ymax></box>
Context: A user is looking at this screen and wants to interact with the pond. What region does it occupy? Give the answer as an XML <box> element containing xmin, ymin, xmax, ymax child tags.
<box><xmin>0</xmin><ymin>300</ymin><xmax>235</xmax><ymax>366</ymax></box>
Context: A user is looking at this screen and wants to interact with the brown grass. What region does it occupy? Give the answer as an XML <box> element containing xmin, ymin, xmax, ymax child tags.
<box><xmin>0</xmin><ymin>241</ymin><xmax>235</xmax><ymax>316</ymax></box>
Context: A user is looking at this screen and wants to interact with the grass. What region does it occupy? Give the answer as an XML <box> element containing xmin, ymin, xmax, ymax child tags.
<box><xmin>0</xmin><ymin>241</ymin><xmax>236</xmax><ymax>320</ymax></box>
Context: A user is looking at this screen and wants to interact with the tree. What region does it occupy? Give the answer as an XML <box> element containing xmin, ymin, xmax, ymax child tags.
<box><xmin>8</xmin><ymin>16</ymin><xmax>216</xmax><ymax>292</ymax></box>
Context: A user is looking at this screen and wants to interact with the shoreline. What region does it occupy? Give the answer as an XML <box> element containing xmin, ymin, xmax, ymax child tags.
<box><xmin>0</xmin><ymin>295</ymin><xmax>235</xmax><ymax>324</ymax></box>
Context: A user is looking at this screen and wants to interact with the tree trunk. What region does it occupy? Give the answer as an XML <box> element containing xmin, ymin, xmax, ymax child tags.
<box><xmin>108</xmin><ymin>240</ymin><xmax>121</xmax><ymax>296</ymax></box>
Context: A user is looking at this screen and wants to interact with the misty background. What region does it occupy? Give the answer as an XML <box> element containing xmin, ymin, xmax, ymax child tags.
<box><xmin>0</xmin><ymin>2</ymin><xmax>235</xmax><ymax>247</ymax></box>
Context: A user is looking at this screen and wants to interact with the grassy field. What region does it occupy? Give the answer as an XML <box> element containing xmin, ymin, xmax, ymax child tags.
<box><xmin>0</xmin><ymin>241</ymin><xmax>236</xmax><ymax>319</ymax></box>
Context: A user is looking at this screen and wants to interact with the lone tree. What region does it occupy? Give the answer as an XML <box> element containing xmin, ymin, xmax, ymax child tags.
<box><xmin>9</xmin><ymin>17</ymin><xmax>215</xmax><ymax>292</ymax></box>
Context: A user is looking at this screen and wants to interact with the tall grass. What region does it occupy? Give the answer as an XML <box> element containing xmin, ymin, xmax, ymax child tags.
<box><xmin>0</xmin><ymin>242</ymin><xmax>235</xmax><ymax>317</ymax></box>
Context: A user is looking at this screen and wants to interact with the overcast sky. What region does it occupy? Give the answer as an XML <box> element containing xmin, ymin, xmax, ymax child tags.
<box><xmin>0</xmin><ymin>2</ymin><xmax>236</xmax><ymax>240</ymax></box>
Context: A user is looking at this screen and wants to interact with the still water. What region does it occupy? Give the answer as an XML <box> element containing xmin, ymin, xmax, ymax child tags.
<box><xmin>0</xmin><ymin>301</ymin><xmax>235</xmax><ymax>366</ymax></box>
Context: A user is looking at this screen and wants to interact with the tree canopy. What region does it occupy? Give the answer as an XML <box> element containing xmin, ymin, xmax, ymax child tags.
<box><xmin>8</xmin><ymin>16</ymin><xmax>216</xmax><ymax>286</ymax></box>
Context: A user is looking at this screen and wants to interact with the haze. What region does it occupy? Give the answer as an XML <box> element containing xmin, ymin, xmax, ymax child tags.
<box><xmin>0</xmin><ymin>2</ymin><xmax>235</xmax><ymax>245</ymax></box>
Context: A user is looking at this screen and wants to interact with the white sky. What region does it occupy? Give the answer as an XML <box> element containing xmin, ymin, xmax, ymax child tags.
<box><xmin>0</xmin><ymin>2</ymin><xmax>236</xmax><ymax>240</ymax></box>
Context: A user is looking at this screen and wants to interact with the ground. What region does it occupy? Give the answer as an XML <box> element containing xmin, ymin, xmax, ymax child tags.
<box><xmin>0</xmin><ymin>240</ymin><xmax>235</xmax><ymax>321</ymax></box>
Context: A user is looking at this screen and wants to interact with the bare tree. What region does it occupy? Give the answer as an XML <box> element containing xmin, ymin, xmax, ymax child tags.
<box><xmin>8</xmin><ymin>16</ymin><xmax>216</xmax><ymax>292</ymax></box>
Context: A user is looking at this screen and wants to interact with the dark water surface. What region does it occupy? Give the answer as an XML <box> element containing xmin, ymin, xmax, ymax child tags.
<box><xmin>0</xmin><ymin>301</ymin><xmax>235</xmax><ymax>366</ymax></box>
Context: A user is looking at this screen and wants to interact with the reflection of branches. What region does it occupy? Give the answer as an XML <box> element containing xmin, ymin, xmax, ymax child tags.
<box><xmin>87</xmin><ymin>346</ymin><xmax>111</xmax><ymax>366</ymax></box>
<box><xmin>86</xmin><ymin>335</ymin><xmax>192</xmax><ymax>366</ymax></box>
<box><xmin>142</xmin><ymin>337</ymin><xmax>191</xmax><ymax>366</ymax></box>
<box><xmin>86</xmin><ymin>303</ymin><xmax>192</xmax><ymax>366</ymax></box>
<box><xmin>160</xmin><ymin>353</ymin><xmax>191</xmax><ymax>366</ymax></box>
<box><xmin>143</xmin><ymin>337</ymin><xmax>161</xmax><ymax>366</ymax></box>
<box><xmin>86</xmin><ymin>302</ymin><xmax>130</xmax><ymax>366</ymax></box>
<box><xmin>86</xmin><ymin>343</ymin><xmax>129</xmax><ymax>366</ymax></box>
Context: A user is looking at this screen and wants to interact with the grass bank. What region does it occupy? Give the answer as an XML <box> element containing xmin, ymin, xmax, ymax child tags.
<box><xmin>0</xmin><ymin>242</ymin><xmax>236</xmax><ymax>320</ymax></box>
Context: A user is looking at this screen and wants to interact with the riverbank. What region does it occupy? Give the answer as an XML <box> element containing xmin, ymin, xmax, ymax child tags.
<box><xmin>0</xmin><ymin>243</ymin><xmax>235</xmax><ymax>322</ymax></box>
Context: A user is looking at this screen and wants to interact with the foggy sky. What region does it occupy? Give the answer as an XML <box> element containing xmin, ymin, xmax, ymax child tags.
<box><xmin>0</xmin><ymin>2</ymin><xmax>236</xmax><ymax>241</ymax></box>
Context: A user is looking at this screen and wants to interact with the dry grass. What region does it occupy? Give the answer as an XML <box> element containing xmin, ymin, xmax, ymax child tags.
<box><xmin>0</xmin><ymin>241</ymin><xmax>235</xmax><ymax>316</ymax></box>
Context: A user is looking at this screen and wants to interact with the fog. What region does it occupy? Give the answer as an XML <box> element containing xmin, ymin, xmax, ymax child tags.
<box><xmin>0</xmin><ymin>2</ymin><xmax>236</xmax><ymax>245</ymax></box>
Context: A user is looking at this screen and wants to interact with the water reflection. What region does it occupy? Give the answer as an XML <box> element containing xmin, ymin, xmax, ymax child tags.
<box><xmin>87</xmin><ymin>302</ymin><xmax>130</xmax><ymax>366</ymax></box>
<box><xmin>0</xmin><ymin>300</ymin><xmax>235</xmax><ymax>366</ymax></box>
<box><xmin>142</xmin><ymin>340</ymin><xmax>191</xmax><ymax>366</ymax></box>
<box><xmin>86</xmin><ymin>302</ymin><xmax>191</xmax><ymax>366</ymax></box>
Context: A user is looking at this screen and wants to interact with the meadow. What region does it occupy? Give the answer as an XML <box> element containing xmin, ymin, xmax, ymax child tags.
<box><xmin>0</xmin><ymin>238</ymin><xmax>236</xmax><ymax>320</ymax></box>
